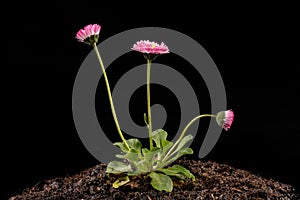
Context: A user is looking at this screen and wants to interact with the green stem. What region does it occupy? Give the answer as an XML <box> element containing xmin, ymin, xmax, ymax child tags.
<box><xmin>162</xmin><ymin>114</ymin><xmax>216</xmax><ymax>163</ymax></box>
<box><xmin>92</xmin><ymin>43</ymin><xmax>130</xmax><ymax>150</ymax></box>
<box><xmin>147</xmin><ymin>59</ymin><xmax>153</xmax><ymax>150</ymax></box>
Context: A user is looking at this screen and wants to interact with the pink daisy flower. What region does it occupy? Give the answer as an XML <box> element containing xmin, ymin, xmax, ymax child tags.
<box><xmin>76</xmin><ymin>24</ymin><xmax>101</xmax><ymax>45</ymax></box>
<box><xmin>216</xmin><ymin>110</ymin><xmax>234</xmax><ymax>131</ymax></box>
<box><xmin>132</xmin><ymin>40</ymin><xmax>170</xmax><ymax>55</ymax></box>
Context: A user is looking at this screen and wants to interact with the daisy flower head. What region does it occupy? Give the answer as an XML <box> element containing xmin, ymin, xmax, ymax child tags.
<box><xmin>216</xmin><ymin>109</ymin><xmax>234</xmax><ymax>131</ymax></box>
<box><xmin>132</xmin><ymin>40</ymin><xmax>169</xmax><ymax>60</ymax></box>
<box><xmin>76</xmin><ymin>24</ymin><xmax>101</xmax><ymax>45</ymax></box>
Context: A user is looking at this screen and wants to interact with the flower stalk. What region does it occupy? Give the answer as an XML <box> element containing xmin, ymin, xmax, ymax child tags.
<box><xmin>76</xmin><ymin>24</ymin><xmax>130</xmax><ymax>150</ymax></box>
<box><xmin>131</xmin><ymin>40</ymin><xmax>170</xmax><ymax>150</ymax></box>
<box><xmin>163</xmin><ymin>114</ymin><xmax>216</xmax><ymax>162</ymax></box>
<box><xmin>92</xmin><ymin>43</ymin><xmax>130</xmax><ymax>150</ymax></box>
<box><xmin>147</xmin><ymin>58</ymin><xmax>153</xmax><ymax>150</ymax></box>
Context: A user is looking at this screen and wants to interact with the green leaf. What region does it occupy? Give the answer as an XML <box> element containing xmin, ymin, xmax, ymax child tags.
<box><xmin>142</xmin><ymin>147</ymin><xmax>161</xmax><ymax>162</ymax></box>
<box><xmin>164</xmin><ymin>147</ymin><xmax>194</xmax><ymax>166</ymax></box>
<box><xmin>177</xmin><ymin>147</ymin><xmax>193</xmax><ymax>157</ymax></box>
<box><xmin>152</xmin><ymin>129</ymin><xmax>173</xmax><ymax>164</ymax></box>
<box><xmin>127</xmin><ymin>138</ymin><xmax>142</xmax><ymax>152</ymax></box>
<box><xmin>140</xmin><ymin>147</ymin><xmax>161</xmax><ymax>172</ymax></box>
<box><xmin>106</xmin><ymin>161</ymin><xmax>132</xmax><ymax>174</ymax></box>
<box><xmin>112</xmin><ymin>176</ymin><xmax>130</xmax><ymax>188</ymax></box>
<box><xmin>125</xmin><ymin>149</ymin><xmax>141</xmax><ymax>162</ymax></box>
<box><xmin>159</xmin><ymin>139</ymin><xmax>173</xmax><ymax>158</ymax></box>
<box><xmin>161</xmin><ymin>135</ymin><xmax>193</xmax><ymax>166</ymax></box>
<box><xmin>114</xmin><ymin>138</ymin><xmax>142</xmax><ymax>153</ymax></box>
<box><xmin>152</xmin><ymin>129</ymin><xmax>168</xmax><ymax>148</ymax></box>
<box><xmin>136</xmin><ymin>160</ymin><xmax>151</xmax><ymax>173</ymax></box>
<box><xmin>158</xmin><ymin>164</ymin><xmax>195</xmax><ymax>180</ymax></box>
<box><xmin>114</xmin><ymin>142</ymin><xmax>130</xmax><ymax>153</ymax></box>
<box><xmin>174</xmin><ymin>134</ymin><xmax>193</xmax><ymax>153</ymax></box>
<box><xmin>149</xmin><ymin>172</ymin><xmax>173</xmax><ymax>192</ymax></box>
<box><xmin>161</xmin><ymin>139</ymin><xmax>172</xmax><ymax>147</ymax></box>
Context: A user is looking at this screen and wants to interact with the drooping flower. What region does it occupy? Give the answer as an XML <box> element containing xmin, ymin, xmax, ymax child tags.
<box><xmin>216</xmin><ymin>110</ymin><xmax>234</xmax><ymax>131</ymax></box>
<box><xmin>76</xmin><ymin>24</ymin><xmax>101</xmax><ymax>45</ymax></box>
<box><xmin>132</xmin><ymin>40</ymin><xmax>170</xmax><ymax>55</ymax></box>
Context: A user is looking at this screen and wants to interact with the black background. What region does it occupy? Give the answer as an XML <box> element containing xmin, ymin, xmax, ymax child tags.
<box><xmin>4</xmin><ymin>2</ymin><xmax>300</xmax><ymax>199</ymax></box>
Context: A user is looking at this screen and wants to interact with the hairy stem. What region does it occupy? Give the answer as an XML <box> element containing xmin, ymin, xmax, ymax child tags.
<box><xmin>162</xmin><ymin>114</ymin><xmax>216</xmax><ymax>162</ymax></box>
<box><xmin>147</xmin><ymin>59</ymin><xmax>153</xmax><ymax>150</ymax></box>
<box><xmin>93</xmin><ymin>43</ymin><xmax>130</xmax><ymax>150</ymax></box>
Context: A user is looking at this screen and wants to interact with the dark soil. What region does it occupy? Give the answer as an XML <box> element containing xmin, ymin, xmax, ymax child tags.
<box><xmin>8</xmin><ymin>158</ymin><xmax>299</xmax><ymax>200</ymax></box>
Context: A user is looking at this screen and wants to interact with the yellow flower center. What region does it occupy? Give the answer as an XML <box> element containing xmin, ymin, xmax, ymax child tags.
<box><xmin>151</xmin><ymin>44</ymin><xmax>155</xmax><ymax>49</ymax></box>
